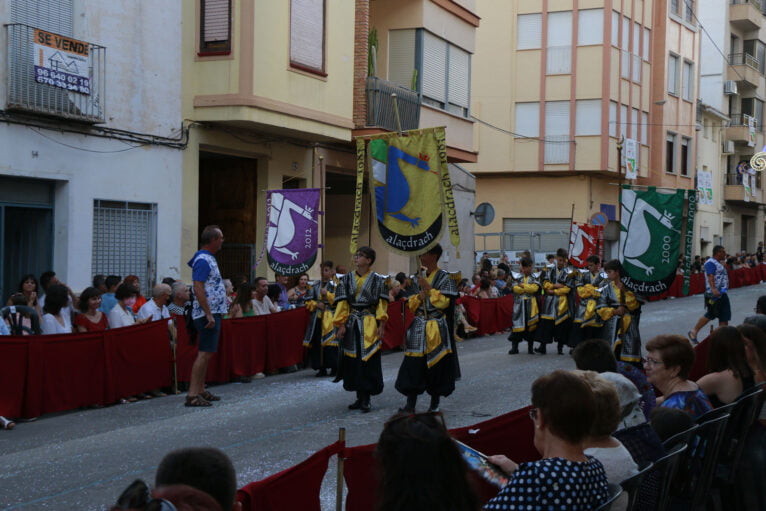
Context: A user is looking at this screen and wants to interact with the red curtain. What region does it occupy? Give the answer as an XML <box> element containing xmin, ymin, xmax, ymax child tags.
<box><xmin>237</xmin><ymin>441</ymin><xmax>343</xmax><ymax>511</ymax></box>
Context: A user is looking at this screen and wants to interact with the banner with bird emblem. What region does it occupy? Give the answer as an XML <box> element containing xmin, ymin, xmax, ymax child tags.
<box><xmin>568</xmin><ymin>222</ymin><xmax>603</xmax><ymax>269</ymax></box>
<box><xmin>265</xmin><ymin>188</ymin><xmax>320</xmax><ymax>276</ymax></box>
<box><xmin>352</xmin><ymin>127</ymin><xmax>459</xmax><ymax>256</ymax></box>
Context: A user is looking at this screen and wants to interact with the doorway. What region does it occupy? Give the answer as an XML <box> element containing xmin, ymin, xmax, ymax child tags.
<box><xmin>0</xmin><ymin>205</ymin><xmax>53</xmax><ymax>302</ymax></box>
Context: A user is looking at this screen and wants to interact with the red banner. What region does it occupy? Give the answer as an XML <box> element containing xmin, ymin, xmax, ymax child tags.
<box><xmin>568</xmin><ymin>222</ymin><xmax>603</xmax><ymax>268</ymax></box>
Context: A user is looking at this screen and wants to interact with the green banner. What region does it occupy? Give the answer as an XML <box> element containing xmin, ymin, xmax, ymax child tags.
<box><xmin>619</xmin><ymin>186</ymin><xmax>685</xmax><ymax>296</ymax></box>
<box><xmin>682</xmin><ymin>189</ymin><xmax>697</xmax><ymax>296</ymax></box>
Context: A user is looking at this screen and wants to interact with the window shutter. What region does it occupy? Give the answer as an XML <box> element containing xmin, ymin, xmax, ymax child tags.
<box><xmin>577</xmin><ymin>9</ymin><xmax>603</xmax><ymax>46</ymax></box>
<box><xmin>576</xmin><ymin>100</ymin><xmax>601</xmax><ymax>135</ymax></box>
<box><xmin>611</xmin><ymin>11</ymin><xmax>619</xmax><ymax>46</ymax></box>
<box><xmin>545</xmin><ymin>101</ymin><xmax>570</xmax><ymax>136</ymax></box>
<box><xmin>609</xmin><ymin>101</ymin><xmax>618</xmax><ymax>137</ymax></box>
<box><xmin>517</xmin><ymin>14</ymin><xmax>542</xmax><ymax>50</ymax></box>
<box><xmin>682</xmin><ymin>61</ymin><xmax>693</xmax><ymax>100</ymax></box>
<box><xmin>388</xmin><ymin>29</ymin><xmax>416</xmax><ymax>89</ymax></box>
<box><xmin>422</xmin><ymin>31</ymin><xmax>447</xmax><ymax>102</ymax></box>
<box><xmin>515</xmin><ymin>102</ymin><xmax>540</xmax><ymax>137</ymax></box>
<box><xmin>203</xmin><ymin>0</ymin><xmax>230</xmax><ymax>42</ymax></box>
<box><xmin>643</xmin><ymin>28</ymin><xmax>650</xmax><ymax>60</ymax></box>
<box><xmin>641</xmin><ymin>112</ymin><xmax>648</xmax><ymax>144</ymax></box>
<box><xmin>11</xmin><ymin>0</ymin><xmax>73</xmax><ymax>35</ymax></box>
<box><xmin>448</xmin><ymin>45</ymin><xmax>470</xmax><ymax>108</ymax></box>
<box><xmin>547</xmin><ymin>11</ymin><xmax>572</xmax><ymax>74</ymax></box>
<box><xmin>290</xmin><ymin>0</ymin><xmax>324</xmax><ymax>71</ymax></box>
<box><xmin>620</xmin><ymin>104</ymin><xmax>628</xmax><ymax>138</ymax></box>
<box><xmin>668</xmin><ymin>55</ymin><xmax>678</xmax><ymax>93</ymax></box>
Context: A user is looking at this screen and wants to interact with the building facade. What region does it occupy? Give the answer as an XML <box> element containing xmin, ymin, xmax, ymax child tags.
<box><xmin>0</xmin><ymin>0</ymin><xmax>184</xmax><ymax>297</ymax></box>
<box><xmin>468</xmin><ymin>0</ymin><xmax>703</xmax><ymax>262</ymax></box>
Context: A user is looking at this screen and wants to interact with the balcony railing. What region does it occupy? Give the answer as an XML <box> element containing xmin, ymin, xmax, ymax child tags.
<box><xmin>366</xmin><ymin>76</ymin><xmax>420</xmax><ymax>132</ymax></box>
<box><xmin>731</xmin><ymin>0</ymin><xmax>762</xmax><ymax>8</ymax></box>
<box><xmin>730</xmin><ymin>112</ymin><xmax>762</xmax><ymax>130</ymax></box>
<box><xmin>5</xmin><ymin>23</ymin><xmax>106</xmax><ymax>123</ymax></box>
<box><xmin>544</xmin><ymin>135</ymin><xmax>570</xmax><ymax>164</ymax></box>
<box><xmin>729</xmin><ymin>52</ymin><xmax>760</xmax><ymax>71</ymax></box>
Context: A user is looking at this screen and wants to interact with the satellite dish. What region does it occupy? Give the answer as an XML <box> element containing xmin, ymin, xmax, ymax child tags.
<box><xmin>473</xmin><ymin>202</ymin><xmax>495</xmax><ymax>226</ymax></box>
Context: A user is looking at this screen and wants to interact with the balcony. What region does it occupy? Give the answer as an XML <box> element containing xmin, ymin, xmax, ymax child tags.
<box><xmin>728</xmin><ymin>53</ymin><xmax>763</xmax><ymax>89</ymax></box>
<box><xmin>365</xmin><ymin>76</ymin><xmax>421</xmax><ymax>132</ymax></box>
<box><xmin>5</xmin><ymin>23</ymin><xmax>106</xmax><ymax>123</ymax></box>
<box><xmin>727</xmin><ymin>113</ymin><xmax>759</xmax><ymax>144</ymax></box>
<box><xmin>725</xmin><ymin>172</ymin><xmax>763</xmax><ymax>203</ymax></box>
<box><xmin>730</xmin><ymin>0</ymin><xmax>763</xmax><ymax>32</ymax></box>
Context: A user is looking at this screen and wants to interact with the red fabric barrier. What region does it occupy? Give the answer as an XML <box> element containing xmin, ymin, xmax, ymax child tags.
<box><xmin>459</xmin><ymin>296</ymin><xmax>514</xmax><ymax>336</ymax></box>
<box><xmin>460</xmin><ymin>296</ymin><xmax>481</xmax><ymax>326</ymax></box>
<box><xmin>225</xmin><ymin>316</ymin><xmax>267</xmax><ymax>377</ymax></box>
<box><xmin>104</xmin><ymin>321</ymin><xmax>173</xmax><ymax>403</ymax></box>
<box><xmin>689</xmin><ymin>335</ymin><xmax>711</xmax><ymax>382</ymax></box>
<box><xmin>0</xmin><ymin>336</ymin><xmax>31</xmax><ymax>417</ymax></box>
<box><xmin>343</xmin><ymin>443</ymin><xmax>378</xmax><ymax>511</ymax></box>
<box><xmin>237</xmin><ymin>441</ymin><xmax>342</xmax><ymax>511</ymax></box>
<box><xmin>382</xmin><ymin>300</ymin><xmax>407</xmax><ymax>351</ymax></box>
<box><xmin>265</xmin><ymin>308</ymin><xmax>309</xmax><ymax>371</ymax></box>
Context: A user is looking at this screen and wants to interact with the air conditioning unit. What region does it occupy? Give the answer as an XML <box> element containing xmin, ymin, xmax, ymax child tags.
<box><xmin>723</xmin><ymin>140</ymin><xmax>735</xmax><ymax>154</ymax></box>
<box><xmin>724</xmin><ymin>80</ymin><xmax>738</xmax><ymax>95</ymax></box>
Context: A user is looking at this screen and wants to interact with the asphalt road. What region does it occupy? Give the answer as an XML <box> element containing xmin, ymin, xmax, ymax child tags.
<box><xmin>1</xmin><ymin>282</ymin><xmax>764</xmax><ymax>510</ymax></box>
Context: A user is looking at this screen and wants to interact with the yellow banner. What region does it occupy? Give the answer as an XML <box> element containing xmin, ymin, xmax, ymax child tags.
<box><xmin>350</xmin><ymin>137</ymin><xmax>366</xmax><ymax>255</ymax></box>
<box><xmin>434</xmin><ymin>127</ymin><xmax>461</xmax><ymax>254</ymax></box>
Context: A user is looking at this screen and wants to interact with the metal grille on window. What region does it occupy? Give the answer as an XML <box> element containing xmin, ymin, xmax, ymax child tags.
<box><xmin>92</xmin><ymin>200</ymin><xmax>158</xmax><ymax>297</ymax></box>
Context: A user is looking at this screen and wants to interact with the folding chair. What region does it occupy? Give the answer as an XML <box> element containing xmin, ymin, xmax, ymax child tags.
<box><xmin>620</xmin><ymin>460</ymin><xmax>653</xmax><ymax>511</ymax></box>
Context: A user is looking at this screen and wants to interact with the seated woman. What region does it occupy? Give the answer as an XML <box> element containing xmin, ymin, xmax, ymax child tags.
<box><xmin>41</xmin><ymin>284</ymin><xmax>73</xmax><ymax>335</ymax></box>
<box><xmin>476</xmin><ymin>278</ymin><xmax>496</xmax><ymax>299</ymax></box>
<box><xmin>644</xmin><ymin>335</ymin><xmax>712</xmax><ymax>419</ymax></box>
<box><xmin>697</xmin><ymin>326</ymin><xmax>754</xmax><ymax>407</ymax></box>
<box><xmin>74</xmin><ymin>287</ymin><xmax>109</xmax><ymax>332</ymax></box>
<box><xmin>579</xmin><ymin>371</ymin><xmax>639</xmax><ymax>511</ymax></box>
<box><xmin>6</xmin><ymin>293</ymin><xmax>35</xmax><ymax>334</ymax></box>
<box><xmin>227</xmin><ymin>282</ymin><xmax>255</xmax><ymax>318</ymax></box>
<box><xmin>287</xmin><ymin>273</ymin><xmax>310</xmax><ymax>306</ymax></box>
<box><xmin>377</xmin><ymin>412</ymin><xmax>479</xmax><ymax>511</ymax></box>
<box><xmin>122</xmin><ymin>275</ymin><xmax>147</xmax><ymax>314</ymax></box>
<box><xmin>9</xmin><ymin>273</ymin><xmax>42</xmax><ymax>319</ymax></box>
<box><xmin>484</xmin><ymin>370</ymin><xmax>609</xmax><ymax>510</ymax></box>
<box><xmin>108</xmin><ymin>283</ymin><xmax>150</xmax><ymax>329</ymax></box>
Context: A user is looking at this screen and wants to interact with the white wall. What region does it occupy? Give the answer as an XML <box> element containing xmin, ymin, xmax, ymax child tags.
<box><xmin>0</xmin><ymin>0</ymin><xmax>183</xmax><ymax>292</ymax></box>
<box><xmin>697</xmin><ymin>0</ymin><xmax>727</xmax><ymax>112</ymax></box>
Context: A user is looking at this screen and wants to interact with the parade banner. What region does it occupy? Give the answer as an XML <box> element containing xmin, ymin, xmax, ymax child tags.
<box><xmin>356</xmin><ymin>127</ymin><xmax>459</xmax><ymax>255</ymax></box>
<box><xmin>743</xmin><ymin>174</ymin><xmax>751</xmax><ymax>202</ymax></box>
<box><xmin>682</xmin><ymin>189</ymin><xmax>697</xmax><ymax>296</ymax></box>
<box><xmin>568</xmin><ymin>222</ymin><xmax>603</xmax><ymax>268</ymax></box>
<box><xmin>624</xmin><ymin>138</ymin><xmax>638</xmax><ymax>180</ymax></box>
<box><xmin>266</xmin><ymin>189</ymin><xmax>320</xmax><ymax>276</ymax></box>
<box><xmin>619</xmin><ymin>186</ymin><xmax>685</xmax><ymax>296</ymax></box>
<box><xmin>749</xmin><ymin>115</ymin><xmax>757</xmax><ymax>147</ymax></box>
<box><xmin>696</xmin><ymin>170</ymin><xmax>713</xmax><ymax>206</ymax></box>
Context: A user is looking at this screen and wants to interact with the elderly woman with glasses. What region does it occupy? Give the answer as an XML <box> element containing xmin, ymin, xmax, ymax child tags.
<box><xmin>483</xmin><ymin>370</ymin><xmax>610</xmax><ymax>510</ymax></box>
<box><xmin>644</xmin><ymin>334</ymin><xmax>712</xmax><ymax>419</ymax></box>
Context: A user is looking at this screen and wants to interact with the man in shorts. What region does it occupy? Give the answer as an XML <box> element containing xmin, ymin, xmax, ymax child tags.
<box><xmin>185</xmin><ymin>225</ymin><xmax>227</xmax><ymax>407</ymax></box>
<box><xmin>688</xmin><ymin>245</ymin><xmax>730</xmax><ymax>343</ymax></box>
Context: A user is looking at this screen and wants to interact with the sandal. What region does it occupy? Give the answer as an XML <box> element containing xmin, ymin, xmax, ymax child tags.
<box><xmin>184</xmin><ymin>395</ymin><xmax>212</xmax><ymax>407</ymax></box>
<box><xmin>1</xmin><ymin>417</ymin><xmax>15</xmax><ymax>430</ymax></box>
<box><xmin>199</xmin><ymin>390</ymin><xmax>220</xmax><ymax>402</ymax></box>
<box><xmin>687</xmin><ymin>331</ymin><xmax>699</xmax><ymax>345</ymax></box>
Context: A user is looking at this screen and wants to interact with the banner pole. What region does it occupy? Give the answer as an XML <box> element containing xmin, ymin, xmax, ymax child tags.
<box><xmin>392</xmin><ymin>93</ymin><xmax>404</xmax><ymax>135</ymax></box>
<box><xmin>336</xmin><ymin>427</ymin><xmax>346</xmax><ymax>511</ymax></box>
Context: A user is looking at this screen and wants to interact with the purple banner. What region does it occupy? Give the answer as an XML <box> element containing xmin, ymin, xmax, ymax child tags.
<box><xmin>266</xmin><ymin>189</ymin><xmax>320</xmax><ymax>276</ymax></box>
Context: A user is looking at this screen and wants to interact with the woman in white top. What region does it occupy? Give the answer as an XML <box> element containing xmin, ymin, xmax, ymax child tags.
<box><xmin>578</xmin><ymin>370</ymin><xmax>639</xmax><ymax>511</ymax></box>
<box><xmin>40</xmin><ymin>284</ymin><xmax>73</xmax><ymax>334</ymax></box>
<box><xmin>108</xmin><ymin>283</ymin><xmax>149</xmax><ymax>329</ymax></box>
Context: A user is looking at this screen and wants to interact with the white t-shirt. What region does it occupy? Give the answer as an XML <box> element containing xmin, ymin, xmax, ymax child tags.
<box><xmin>108</xmin><ymin>303</ymin><xmax>135</xmax><ymax>329</ymax></box>
<box><xmin>585</xmin><ymin>443</ymin><xmax>639</xmax><ymax>511</ymax></box>
<box><xmin>137</xmin><ymin>300</ymin><xmax>170</xmax><ymax>321</ymax></box>
<box><xmin>252</xmin><ymin>296</ymin><xmax>275</xmax><ymax>316</ymax></box>
<box><xmin>39</xmin><ymin>294</ymin><xmax>73</xmax><ymax>323</ymax></box>
<box><xmin>41</xmin><ymin>313</ymin><xmax>72</xmax><ymax>335</ymax></box>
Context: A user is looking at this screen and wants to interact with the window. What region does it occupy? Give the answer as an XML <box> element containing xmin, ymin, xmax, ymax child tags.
<box><xmin>547</xmin><ymin>11</ymin><xmax>572</xmax><ymax>74</ymax></box>
<box><xmin>670</xmin><ymin>0</ymin><xmax>680</xmax><ymax>16</ymax></box>
<box><xmin>742</xmin><ymin>97</ymin><xmax>765</xmax><ymax>131</ymax></box>
<box><xmin>682</xmin><ymin>60</ymin><xmax>694</xmax><ymax>101</ymax></box>
<box><xmin>641</xmin><ymin>112</ymin><xmax>648</xmax><ymax>144</ymax></box>
<box><xmin>578</xmin><ymin>9</ymin><xmax>603</xmax><ymax>46</ymax></box>
<box><xmin>515</xmin><ymin>102</ymin><xmax>540</xmax><ymax>137</ymax></box>
<box><xmin>666</xmin><ymin>133</ymin><xmax>677</xmax><ymax>173</ymax></box>
<box><xmin>517</xmin><ymin>13</ymin><xmax>542</xmax><ymax>50</ymax></box>
<box><xmin>420</xmin><ymin>31</ymin><xmax>471</xmax><ymax>117</ymax></box>
<box><xmin>684</xmin><ymin>0</ymin><xmax>694</xmax><ymax>23</ymax></box>
<box><xmin>290</xmin><ymin>0</ymin><xmax>325</xmax><ymax>74</ymax></box>
<box><xmin>576</xmin><ymin>99</ymin><xmax>601</xmax><ymax>135</ymax></box>
<box><xmin>388</xmin><ymin>29</ymin><xmax>416</xmax><ymax>89</ymax></box>
<box><xmin>632</xmin><ymin>108</ymin><xmax>640</xmax><ymax>138</ymax></box>
<box><xmin>743</xmin><ymin>39</ymin><xmax>766</xmax><ymax>74</ymax></box>
<box><xmin>620</xmin><ymin>104</ymin><xmax>628</xmax><ymax>139</ymax></box>
<box><xmin>668</xmin><ymin>54</ymin><xmax>680</xmax><ymax>95</ymax></box>
<box><xmin>643</xmin><ymin>28</ymin><xmax>650</xmax><ymax>61</ymax></box>
<box><xmin>609</xmin><ymin>101</ymin><xmax>617</xmax><ymax>137</ymax></box>
<box><xmin>680</xmin><ymin>137</ymin><xmax>691</xmax><ymax>176</ymax></box>
<box><xmin>92</xmin><ymin>200</ymin><xmax>158</xmax><ymax>297</ymax></box>
<box><xmin>611</xmin><ymin>11</ymin><xmax>619</xmax><ymax>47</ymax></box>
<box><xmin>621</xmin><ymin>17</ymin><xmax>630</xmax><ymax>79</ymax></box>
<box><xmin>544</xmin><ymin>101</ymin><xmax>570</xmax><ymax>163</ymax></box>
<box><xmin>200</xmin><ymin>0</ymin><xmax>231</xmax><ymax>54</ymax></box>
<box><xmin>632</xmin><ymin>23</ymin><xmax>641</xmax><ymax>82</ymax></box>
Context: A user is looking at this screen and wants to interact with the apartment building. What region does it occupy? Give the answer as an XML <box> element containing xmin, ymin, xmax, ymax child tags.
<box><xmin>0</xmin><ymin>0</ymin><xmax>184</xmax><ymax>297</ymax></box>
<box><xmin>183</xmin><ymin>0</ymin><xmax>478</xmax><ymax>279</ymax></box>
<box><xmin>468</xmin><ymin>1</ymin><xmax>702</xmax><ymax>260</ymax></box>
<box><xmin>698</xmin><ymin>0</ymin><xmax>766</xmax><ymax>253</ymax></box>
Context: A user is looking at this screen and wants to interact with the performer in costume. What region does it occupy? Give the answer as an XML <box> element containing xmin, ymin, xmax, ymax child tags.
<box><xmin>395</xmin><ymin>244</ymin><xmax>459</xmax><ymax>413</ymax></box>
<box><xmin>535</xmin><ymin>248</ymin><xmax>577</xmax><ymax>354</ymax></box>
<box><xmin>507</xmin><ymin>257</ymin><xmax>540</xmax><ymax>355</ymax></box>
<box><xmin>333</xmin><ymin>246</ymin><xmax>389</xmax><ymax>413</ymax></box>
<box><xmin>570</xmin><ymin>255</ymin><xmax>608</xmax><ymax>349</ymax></box>
<box><xmin>303</xmin><ymin>260</ymin><xmax>340</xmax><ymax>377</ymax></box>
<box><xmin>597</xmin><ymin>259</ymin><xmax>642</xmax><ymax>367</ymax></box>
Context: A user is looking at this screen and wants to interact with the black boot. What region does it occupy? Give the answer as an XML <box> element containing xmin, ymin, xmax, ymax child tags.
<box><xmin>360</xmin><ymin>392</ymin><xmax>371</xmax><ymax>413</ymax></box>
<box><xmin>534</xmin><ymin>343</ymin><xmax>547</xmax><ymax>354</ymax></box>
<box><xmin>399</xmin><ymin>394</ymin><xmax>417</xmax><ymax>413</ymax></box>
<box><xmin>348</xmin><ymin>391</ymin><xmax>363</xmax><ymax>410</ymax></box>
<box><xmin>315</xmin><ymin>368</ymin><xmax>328</xmax><ymax>377</ymax></box>
<box><xmin>557</xmin><ymin>343</ymin><xmax>564</xmax><ymax>355</ymax></box>
<box><xmin>527</xmin><ymin>341</ymin><xmax>535</xmax><ymax>354</ymax></box>
<box><xmin>508</xmin><ymin>341</ymin><xmax>519</xmax><ymax>355</ymax></box>
<box><xmin>428</xmin><ymin>395</ymin><xmax>440</xmax><ymax>413</ymax></box>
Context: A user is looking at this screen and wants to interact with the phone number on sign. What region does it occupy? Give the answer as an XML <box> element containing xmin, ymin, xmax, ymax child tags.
<box><xmin>34</xmin><ymin>67</ymin><xmax>91</xmax><ymax>94</ymax></box>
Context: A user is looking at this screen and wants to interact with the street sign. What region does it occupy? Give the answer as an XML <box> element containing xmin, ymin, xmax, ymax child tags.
<box><xmin>473</xmin><ymin>202</ymin><xmax>495</xmax><ymax>226</ymax></box>
<box><xmin>590</xmin><ymin>212</ymin><xmax>608</xmax><ymax>226</ymax></box>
